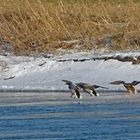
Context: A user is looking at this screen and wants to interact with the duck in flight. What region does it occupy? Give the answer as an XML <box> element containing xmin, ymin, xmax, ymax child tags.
<box><xmin>62</xmin><ymin>80</ymin><xmax>81</xmax><ymax>99</ymax></box>
<box><xmin>76</xmin><ymin>82</ymin><xmax>108</xmax><ymax>96</ymax></box>
<box><xmin>110</xmin><ymin>80</ymin><xmax>140</xmax><ymax>95</ymax></box>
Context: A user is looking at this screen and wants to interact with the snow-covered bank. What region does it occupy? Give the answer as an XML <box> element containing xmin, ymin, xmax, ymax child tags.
<box><xmin>0</xmin><ymin>52</ymin><xmax>140</xmax><ymax>91</ymax></box>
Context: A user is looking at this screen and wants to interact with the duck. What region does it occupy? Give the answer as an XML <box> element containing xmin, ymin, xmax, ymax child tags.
<box><xmin>62</xmin><ymin>80</ymin><xmax>81</xmax><ymax>99</ymax></box>
<box><xmin>109</xmin><ymin>80</ymin><xmax>140</xmax><ymax>95</ymax></box>
<box><xmin>76</xmin><ymin>82</ymin><xmax>108</xmax><ymax>96</ymax></box>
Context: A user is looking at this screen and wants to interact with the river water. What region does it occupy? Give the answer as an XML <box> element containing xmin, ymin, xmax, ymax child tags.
<box><xmin>0</xmin><ymin>92</ymin><xmax>140</xmax><ymax>140</ymax></box>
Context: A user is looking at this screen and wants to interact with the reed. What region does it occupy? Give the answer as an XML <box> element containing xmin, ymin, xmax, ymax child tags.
<box><xmin>0</xmin><ymin>0</ymin><xmax>140</xmax><ymax>55</ymax></box>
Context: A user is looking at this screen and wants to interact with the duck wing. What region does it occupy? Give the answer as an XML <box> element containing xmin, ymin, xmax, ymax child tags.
<box><xmin>131</xmin><ymin>81</ymin><xmax>140</xmax><ymax>86</ymax></box>
<box><xmin>62</xmin><ymin>80</ymin><xmax>73</xmax><ymax>85</ymax></box>
<box><xmin>76</xmin><ymin>82</ymin><xmax>89</xmax><ymax>88</ymax></box>
<box><xmin>110</xmin><ymin>81</ymin><xmax>125</xmax><ymax>85</ymax></box>
<box><xmin>93</xmin><ymin>85</ymin><xmax>108</xmax><ymax>89</ymax></box>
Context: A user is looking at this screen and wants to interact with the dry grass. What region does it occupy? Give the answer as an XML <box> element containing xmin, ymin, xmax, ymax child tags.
<box><xmin>0</xmin><ymin>0</ymin><xmax>140</xmax><ymax>55</ymax></box>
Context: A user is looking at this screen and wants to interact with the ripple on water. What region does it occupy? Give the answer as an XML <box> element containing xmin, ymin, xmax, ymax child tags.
<box><xmin>0</xmin><ymin>92</ymin><xmax>140</xmax><ymax>140</ymax></box>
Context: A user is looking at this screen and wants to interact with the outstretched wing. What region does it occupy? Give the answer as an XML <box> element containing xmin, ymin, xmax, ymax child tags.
<box><xmin>109</xmin><ymin>81</ymin><xmax>125</xmax><ymax>85</ymax></box>
<box><xmin>131</xmin><ymin>81</ymin><xmax>140</xmax><ymax>86</ymax></box>
<box><xmin>62</xmin><ymin>80</ymin><xmax>73</xmax><ymax>85</ymax></box>
<box><xmin>124</xmin><ymin>85</ymin><xmax>137</xmax><ymax>94</ymax></box>
<box><xmin>93</xmin><ymin>85</ymin><xmax>108</xmax><ymax>89</ymax></box>
<box><xmin>76</xmin><ymin>82</ymin><xmax>89</xmax><ymax>88</ymax></box>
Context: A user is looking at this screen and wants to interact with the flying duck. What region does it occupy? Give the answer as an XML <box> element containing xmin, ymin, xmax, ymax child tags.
<box><xmin>76</xmin><ymin>82</ymin><xmax>108</xmax><ymax>96</ymax></box>
<box><xmin>110</xmin><ymin>80</ymin><xmax>140</xmax><ymax>95</ymax></box>
<box><xmin>62</xmin><ymin>80</ymin><xmax>81</xmax><ymax>99</ymax></box>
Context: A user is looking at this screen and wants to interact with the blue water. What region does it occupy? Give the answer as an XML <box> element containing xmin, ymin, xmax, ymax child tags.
<box><xmin>0</xmin><ymin>92</ymin><xmax>140</xmax><ymax>140</ymax></box>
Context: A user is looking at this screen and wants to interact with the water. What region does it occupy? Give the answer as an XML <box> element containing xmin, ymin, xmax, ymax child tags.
<box><xmin>0</xmin><ymin>92</ymin><xmax>140</xmax><ymax>140</ymax></box>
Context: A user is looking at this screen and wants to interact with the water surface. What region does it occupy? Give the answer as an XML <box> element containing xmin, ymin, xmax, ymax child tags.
<box><xmin>0</xmin><ymin>92</ymin><xmax>140</xmax><ymax>140</ymax></box>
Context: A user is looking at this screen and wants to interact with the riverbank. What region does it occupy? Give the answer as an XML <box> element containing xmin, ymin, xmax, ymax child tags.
<box><xmin>0</xmin><ymin>51</ymin><xmax>140</xmax><ymax>91</ymax></box>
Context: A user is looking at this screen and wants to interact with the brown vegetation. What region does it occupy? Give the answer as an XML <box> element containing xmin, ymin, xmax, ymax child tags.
<box><xmin>0</xmin><ymin>0</ymin><xmax>140</xmax><ymax>55</ymax></box>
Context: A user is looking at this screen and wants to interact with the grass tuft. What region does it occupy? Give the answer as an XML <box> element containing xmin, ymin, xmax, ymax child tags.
<box><xmin>0</xmin><ymin>0</ymin><xmax>140</xmax><ymax>55</ymax></box>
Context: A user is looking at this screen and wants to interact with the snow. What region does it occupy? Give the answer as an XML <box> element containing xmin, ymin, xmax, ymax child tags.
<box><xmin>0</xmin><ymin>51</ymin><xmax>140</xmax><ymax>91</ymax></box>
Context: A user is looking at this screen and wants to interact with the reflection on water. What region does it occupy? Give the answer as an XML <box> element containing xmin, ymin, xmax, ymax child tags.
<box><xmin>0</xmin><ymin>92</ymin><xmax>140</xmax><ymax>140</ymax></box>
